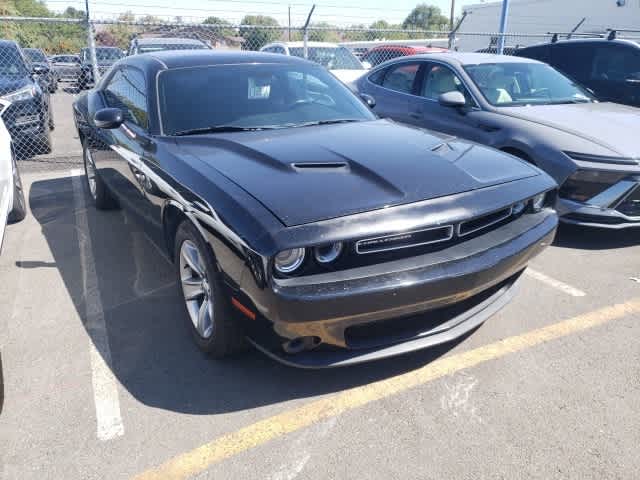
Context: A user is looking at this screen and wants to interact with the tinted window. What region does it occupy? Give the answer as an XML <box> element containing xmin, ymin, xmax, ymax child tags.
<box><xmin>367</xmin><ymin>67</ymin><xmax>387</xmax><ymax>85</ymax></box>
<box><xmin>158</xmin><ymin>63</ymin><xmax>375</xmax><ymax>135</ymax></box>
<box><xmin>0</xmin><ymin>45</ymin><xmax>28</xmax><ymax>76</ymax></box>
<box><xmin>551</xmin><ymin>43</ymin><xmax>595</xmax><ymax>81</ymax></box>
<box><xmin>465</xmin><ymin>62</ymin><xmax>594</xmax><ymax>106</ymax></box>
<box><xmin>82</xmin><ymin>48</ymin><xmax>123</xmax><ymax>62</ymax></box>
<box><xmin>23</xmin><ymin>49</ymin><xmax>46</xmax><ymax>63</ymax></box>
<box><xmin>421</xmin><ymin>64</ymin><xmax>475</xmax><ymax>105</ymax></box>
<box><xmin>104</xmin><ymin>68</ymin><xmax>149</xmax><ymax>128</ymax></box>
<box><xmin>591</xmin><ymin>45</ymin><xmax>640</xmax><ymax>82</ymax></box>
<box><xmin>288</xmin><ymin>47</ymin><xmax>363</xmax><ymax>70</ymax></box>
<box><xmin>381</xmin><ymin>62</ymin><xmax>420</xmax><ymax>94</ymax></box>
<box><xmin>51</xmin><ymin>55</ymin><xmax>80</xmax><ymax>64</ymax></box>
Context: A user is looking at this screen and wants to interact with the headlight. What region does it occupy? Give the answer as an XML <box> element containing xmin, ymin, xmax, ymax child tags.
<box><xmin>531</xmin><ymin>193</ymin><xmax>546</xmax><ymax>212</ymax></box>
<box><xmin>512</xmin><ymin>201</ymin><xmax>526</xmax><ymax>216</ymax></box>
<box><xmin>559</xmin><ymin>170</ymin><xmax>627</xmax><ymax>203</ymax></box>
<box><xmin>1</xmin><ymin>84</ymin><xmax>37</xmax><ymax>103</ymax></box>
<box><xmin>274</xmin><ymin>248</ymin><xmax>306</xmax><ymax>274</ymax></box>
<box><xmin>313</xmin><ymin>242</ymin><xmax>343</xmax><ymax>264</ymax></box>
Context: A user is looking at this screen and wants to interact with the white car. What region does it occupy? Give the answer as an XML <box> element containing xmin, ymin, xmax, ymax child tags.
<box><xmin>0</xmin><ymin>99</ymin><xmax>26</xmax><ymax>252</ymax></box>
<box><xmin>260</xmin><ymin>41</ymin><xmax>369</xmax><ymax>85</ymax></box>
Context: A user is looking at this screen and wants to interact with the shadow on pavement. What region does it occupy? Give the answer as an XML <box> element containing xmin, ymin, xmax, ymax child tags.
<box><xmin>553</xmin><ymin>223</ymin><xmax>640</xmax><ymax>250</ymax></box>
<box><xmin>29</xmin><ymin>176</ymin><xmax>468</xmax><ymax>415</ymax></box>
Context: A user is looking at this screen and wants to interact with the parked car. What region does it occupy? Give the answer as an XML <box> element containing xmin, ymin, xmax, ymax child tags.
<box><xmin>515</xmin><ymin>37</ymin><xmax>640</xmax><ymax>107</ymax></box>
<box><xmin>73</xmin><ymin>50</ymin><xmax>557</xmax><ymax>367</ymax></box>
<box><xmin>49</xmin><ymin>54</ymin><xmax>82</xmax><ymax>85</ymax></box>
<box><xmin>22</xmin><ymin>48</ymin><xmax>58</xmax><ymax>93</ymax></box>
<box><xmin>0</xmin><ymin>40</ymin><xmax>53</xmax><ymax>155</ymax></box>
<box><xmin>0</xmin><ymin>99</ymin><xmax>27</xmax><ymax>253</ymax></box>
<box><xmin>127</xmin><ymin>37</ymin><xmax>210</xmax><ymax>56</ymax></box>
<box><xmin>78</xmin><ymin>46</ymin><xmax>125</xmax><ymax>89</ymax></box>
<box><xmin>356</xmin><ymin>52</ymin><xmax>640</xmax><ymax>229</ymax></box>
<box><xmin>362</xmin><ymin>45</ymin><xmax>448</xmax><ymax>67</ymax></box>
<box><xmin>260</xmin><ymin>42</ymin><xmax>368</xmax><ymax>84</ymax></box>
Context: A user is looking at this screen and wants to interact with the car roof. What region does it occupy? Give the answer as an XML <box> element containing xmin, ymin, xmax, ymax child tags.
<box><xmin>135</xmin><ymin>37</ymin><xmax>206</xmax><ymax>45</ymax></box>
<box><xmin>129</xmin><ymin>49</ymin><xmax>312</xmax><ymax>70</ymax></box>
<box><xmin>410</xmin><ymin>52</ymin><xmax>542</xmax><ymax>65</ymax></box>
<box><xmin>532</xmin><ymin>38</ymin><xmax>640</xmax><ymax>48</ymax></box>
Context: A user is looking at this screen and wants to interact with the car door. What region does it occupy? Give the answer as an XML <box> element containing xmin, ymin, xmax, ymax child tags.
<box><xmin>411</xmin><ymin>62</ymin><xmax>485</xmax><ymax>142</ymax></box>
<box><xmin>589</xmin><ymin>44</ymin><xmax>640</xmax><ymax>106</ymax></box>
<box><xmin>549</xmin><ymin>43</ymin><xmax>596</xmax><ymax>92</ymax></box>
<box><xmin>93</xmin><ymin>67</ymin><xmax>160</xmax><ymax>235</ymax></box>
<box><xmin>362</xmin><ymin>61</ymin><xmax>424</xmax><ymax>124</ymax></box>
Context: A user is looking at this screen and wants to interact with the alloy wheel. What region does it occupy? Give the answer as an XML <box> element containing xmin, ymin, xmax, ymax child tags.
<box><xmin>84</xmin><ymin>147</ymin><xmax>97</xmax><ymax>199</ymax></box>
<box><xmin>179</xmin><ymin>240</ymin><xmax>214</xmax><ymax>339</ymax></box>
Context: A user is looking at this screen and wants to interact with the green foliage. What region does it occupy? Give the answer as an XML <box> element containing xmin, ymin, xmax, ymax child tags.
<box><xmin>0</xmin><ymin>0</ymin><xmax>87</xmax><ymax>54</ymax></box>
<box><xmin>239</xmin><ymin>15</ymin><xmax>281</xmax><ymax>50</ymax></box>
<box><xmin>306</xmin><ymin>22</ymin><xmax>341</xmax><ymax>43</ymax></box>
<box><xmin>203</xmin><ymin>16</ymin><xmax>236</xmax><ymax>39</ymax></box>
<box><xmin>402</xmin><ymin>4</ymin><xmax>449</xmax><ymax>31</ymax></box>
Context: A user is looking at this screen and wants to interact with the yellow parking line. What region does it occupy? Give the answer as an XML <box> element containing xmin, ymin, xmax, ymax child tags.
<box><xmin>133</xmin><ymin>298</ymin><xmax>640</xmax><ymax>480</ymax></box>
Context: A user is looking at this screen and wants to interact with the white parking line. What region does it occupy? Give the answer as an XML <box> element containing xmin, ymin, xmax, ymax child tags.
<box><xmin>71</xmin><ymin>169</ymin><xmax>124</xmax><ymax>441</ymax></box>
<box><xmin>525</xmin><ymin>268</ymin><xmax>587</xmax><ymax>297</ymax></box>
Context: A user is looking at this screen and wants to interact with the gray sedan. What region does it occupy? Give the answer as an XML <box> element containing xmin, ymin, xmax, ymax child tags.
<box><xmin>355</xmin><ymin>53</ymin><xmax>640</xmax><ymax>229</ymax></box>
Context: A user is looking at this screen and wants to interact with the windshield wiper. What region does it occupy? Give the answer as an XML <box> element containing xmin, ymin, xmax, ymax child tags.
<box><xmin>172</xmin><ymin>125</ymin><xmax>272</xmax><ymax>136</ymax></box>
<box><xmin>292</xmin><ymin>119</ymin><xmax>362</xmax><ymax>128</ymax></box>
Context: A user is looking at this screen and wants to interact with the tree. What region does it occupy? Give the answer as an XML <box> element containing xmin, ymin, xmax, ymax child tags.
<box><xmin>307</xmin><ymin>22</ymin><xmax>341</xmax><ymax>43</ymax></box>
<box><xmin>402</xmin><ymin>4</ymin><xmax>449</xmax><ymax>31</ymax></box>
<box><xmin>203</xmin><ymin>16</ymin><xmax>235</xmax><ymax>39</ymax></box>
<box><xmin>239</xmin><ymin>15</ymin><xmax>280</xmax><ymax>51</ymax></box>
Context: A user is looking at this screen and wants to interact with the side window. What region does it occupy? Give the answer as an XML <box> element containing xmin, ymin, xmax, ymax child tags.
<box><xmin>551</xmin><ymin>44</ymin><xmax>595</xmax><ymax>81</ymax></box>
<box><xmin>367</xmin><ymin>67</ymin><xmax>387</xmax><ymax>85</ymax></box>
<box><xmin>421</xmin><ymin>64</ymin><xmax>475</xmax><ymax>105</ymax></box>
<box><xmin>104</xmin><ymin>68</ymin><xmax>149</xmax><ymax>129</ymax></box>
<box><xmin>380</xmin><ymin>62</ymin><xmax>420</xmax><ymax>94</ymax></box>
<box><xmin>274</xmin><ymin>47</ymin><xmax>286</xmax><ymax>54</ymax></box>
<box><xmin>591</xmin><ymin>45</ymin><xmax>640</xmax><ymax>82</ymax></box>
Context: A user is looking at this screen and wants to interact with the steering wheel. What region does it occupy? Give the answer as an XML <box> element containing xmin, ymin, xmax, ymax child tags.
<box><xmin>529</xmin><ymin>88</ymin><xmax>551</xmax><ymax>98</ymax></box>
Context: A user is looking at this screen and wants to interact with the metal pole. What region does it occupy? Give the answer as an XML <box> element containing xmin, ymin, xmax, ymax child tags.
<box><xmin>288</xmin><ymin>5</ymin><xmax>291</xmax><ymax>41</ymax></box>
<box><xmin>497</xmin><ymin>0</ymin><xmax>510</xmax><ymax>55</ymax></box>
<box><xmin>85</xmin><ymin>0</ymin><xmax>99</xmax><ymax>84</ymax></box>
<box><xmin>449</xmin><ymin>0</ymin><xmax>455</xmax><ymax>30</ymax></box>
<box><xmin>302</xmin><ymin>4</ymin><xmax>315</xmax><ymax>59</ymax></box>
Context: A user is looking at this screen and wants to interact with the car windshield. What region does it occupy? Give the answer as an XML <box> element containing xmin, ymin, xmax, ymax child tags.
<box><xmin>0</xmin><ymin>46</ymin><xmax>28</xmax><ymax>76</ymax></box>
<box><xmin>464</xmin><ymin>62</ymin><xmax>595</xmax><ymax>106</ymax></box>
<box><xmin>138</xmin><ymin>43</ymin><xmax>207</xmax><ymax>53</ymax></box>
<box><xmin>83</xmin><ymin>48</ymin><xmax>123</xmax><ymax>62</ymax></box>
<box><xmin>24</xmin><ymin>49</ymin><xmax>46</xmax><ymax>63</ymax></box>
<box><xmin>288</xmin><ymin>47</ymin><xmax>363</xmax><ymax>70</ymax></box>
<box><xmin>159</xmin><ymin>63</ymin><xmax>375</xmax><ymax>135</ymax></box>
<box><xmin>52</xmin><ymin>55</ymin><xmax>79</xmax><ymax>64</ymax></box>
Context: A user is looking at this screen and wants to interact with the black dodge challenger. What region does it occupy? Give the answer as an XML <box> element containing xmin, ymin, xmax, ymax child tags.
<box><xmin>73</xmin><ymin>51</ymin><xmax>558</xmax><ymax>368</ymax></box>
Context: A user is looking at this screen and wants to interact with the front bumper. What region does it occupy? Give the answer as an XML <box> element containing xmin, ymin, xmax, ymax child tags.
<box><xmin>2</xmin><ymin>100</ymin><xmax>47</xmax><ymax>141</ymax></box>
<box><xmin>245</xmin><ymin>209</ymin><xmax>557</xmax><ymax>368</ymax></box>
<box><xmin>558</xmin><ymin>175</ymin><xmax>640</xmax><ymax>229</ymax></box>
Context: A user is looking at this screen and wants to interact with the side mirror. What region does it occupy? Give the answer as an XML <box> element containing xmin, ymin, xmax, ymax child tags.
<box><xmin>438</xmin><ymin>91</ymin><xmax>467</xmax><ymax>108</ymax></box>
<box><xmin>32</xmin><ymin>65</ymin><xmax>49</xmax><ymax>75</ymax></box>
<box><xmin>361</xmin><ymin>61</ymin><xmax>372</xmax><ymax>70</ymax></box>
<box><xmin>360</xmin><ymin>93</ymin><xmax>376</xmax><ymax>108</ymax></box>
<box><xmin>94</xmin><ymin>108</ymin><xmax>124</xmax><ymax>129</ymax></box>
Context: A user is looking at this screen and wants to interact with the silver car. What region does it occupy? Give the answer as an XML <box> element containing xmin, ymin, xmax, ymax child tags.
<box><xmin>356</xmin><ymin>53</ymin><xmax>640</xmax><ymax>229</ymax></box>
<box><xmin>49</xmin><ymin>54</ymin><xmax>82</xmax><ymax>84</ymax></box>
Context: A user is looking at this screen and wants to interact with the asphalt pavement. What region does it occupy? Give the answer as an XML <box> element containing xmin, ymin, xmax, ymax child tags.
<box><xmin>1</xmin><ymin>91</ymin><xmax>640</xmax><ymax>479</ymax></box>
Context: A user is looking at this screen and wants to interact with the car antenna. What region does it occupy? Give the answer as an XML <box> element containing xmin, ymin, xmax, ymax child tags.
<box><xmin>607</xmin><ymin>29</ymin><xmax>617</xmax><ymax>40</ymax></box>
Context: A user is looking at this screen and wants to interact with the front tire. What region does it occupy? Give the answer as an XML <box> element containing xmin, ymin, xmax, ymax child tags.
<box><xmin>175</xmin><ymin>220</ymin><xmax>245</xmax><ymax>357</ymax></box>
<box><xmin>8</xmin><ymin>155</ymin><xmax>26</xmax><ymax>223</ymax></box>
<box><xmin>82</xmin><ymin>139</ymin><xmax>118</xmax><ymax>210</ymax></box>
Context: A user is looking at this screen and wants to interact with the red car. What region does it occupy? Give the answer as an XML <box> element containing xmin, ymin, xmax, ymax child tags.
<box><xmin>362</xmin><ymin>45</ymin><xmax>448</xmax><ymax>67</ymax></box>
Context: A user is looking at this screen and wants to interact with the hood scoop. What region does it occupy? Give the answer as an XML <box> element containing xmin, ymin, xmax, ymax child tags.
<box><xmin>292</xmin><ymin>162</ymin><xmax>349</xmax><ymax>171</ymax></box>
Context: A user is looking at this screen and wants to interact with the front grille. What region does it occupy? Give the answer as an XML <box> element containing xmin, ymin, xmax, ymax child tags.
<box><xmin>356</xmin><ymin>225</ymin><xmax>454</xmax><ymax>254</ymax></box>
<box><xmin>458</xmin><ymin>207</ymin><xmax>513</xmax><ymax>237</ymax></box>
<box><xmin>616</xmin><ymin>186</ymin><xmax>640</xmax><ymax>217</ymax></box>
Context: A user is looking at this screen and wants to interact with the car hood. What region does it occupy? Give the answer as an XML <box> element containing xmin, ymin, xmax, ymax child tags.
<box><xmin>498</xmin><ymin>102</ymin><xmax>640</xmax><ymax>159</ymax></box>
<box><xmin>177</xmin><ymin>119</ymin><xmax>539</xmax><ymax>226</ymax></box>
<box><xmin>0</xmin><ymin>75</ymin><xmax>31</xmax><ymax>96</ymax></box>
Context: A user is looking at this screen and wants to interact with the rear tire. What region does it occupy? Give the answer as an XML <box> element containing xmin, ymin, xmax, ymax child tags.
<box><xmin>7</xmin><ymin>155</ymin><xmax>26</xmax><ymax>223</ymax></box>
<box><xmin>174</xmin><ymin>220</ymin><xmax>245</xmax><ymax>357</ymax></box>
<box><xmin>82</xmin><ymin>139</ymin><xmax>119</xmax><ymax>210</ymax></box>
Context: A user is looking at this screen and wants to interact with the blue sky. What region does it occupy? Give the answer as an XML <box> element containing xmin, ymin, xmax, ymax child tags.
<box><xmin>46</xmin><ymin>0</ymin><xmax>484</xmax><ymax>26</ymax></box>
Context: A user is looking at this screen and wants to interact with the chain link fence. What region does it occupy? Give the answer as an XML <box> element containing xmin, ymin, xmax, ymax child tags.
<box><xmin>1</xmin><ymin>14</ymin><xmax>637</xmax><ymax>164</ymax></box>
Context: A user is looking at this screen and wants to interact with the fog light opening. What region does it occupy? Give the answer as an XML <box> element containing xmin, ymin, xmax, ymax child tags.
<box><xmin>282</xmin><ymin>336</ymin><xmax>321</xmax><ymax>354</ymax></box>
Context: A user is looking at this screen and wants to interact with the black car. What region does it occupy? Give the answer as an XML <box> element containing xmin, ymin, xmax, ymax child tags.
<box><xmin>0</xmin><ymin>40</ymin><xmax>53</xmax><ymax>155</ymax></box>
<box><xmin>22</xmin><ymin>48</ymin><xmax>58</xmax><ymax>93</ymax></box>
<box><xmin>73</xmin><ymin>51</ymin><xmax>557</xmax><ymax>368</ymax></box>
<box><xmin>79</xmin><ymin>47</ymin><xmax>124</xmax><ymax>89</ymax></box>
<box><xmin>515</xmin><ymin>38</ymin><xmax>640</xmax><ymax>107</ymax></box>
